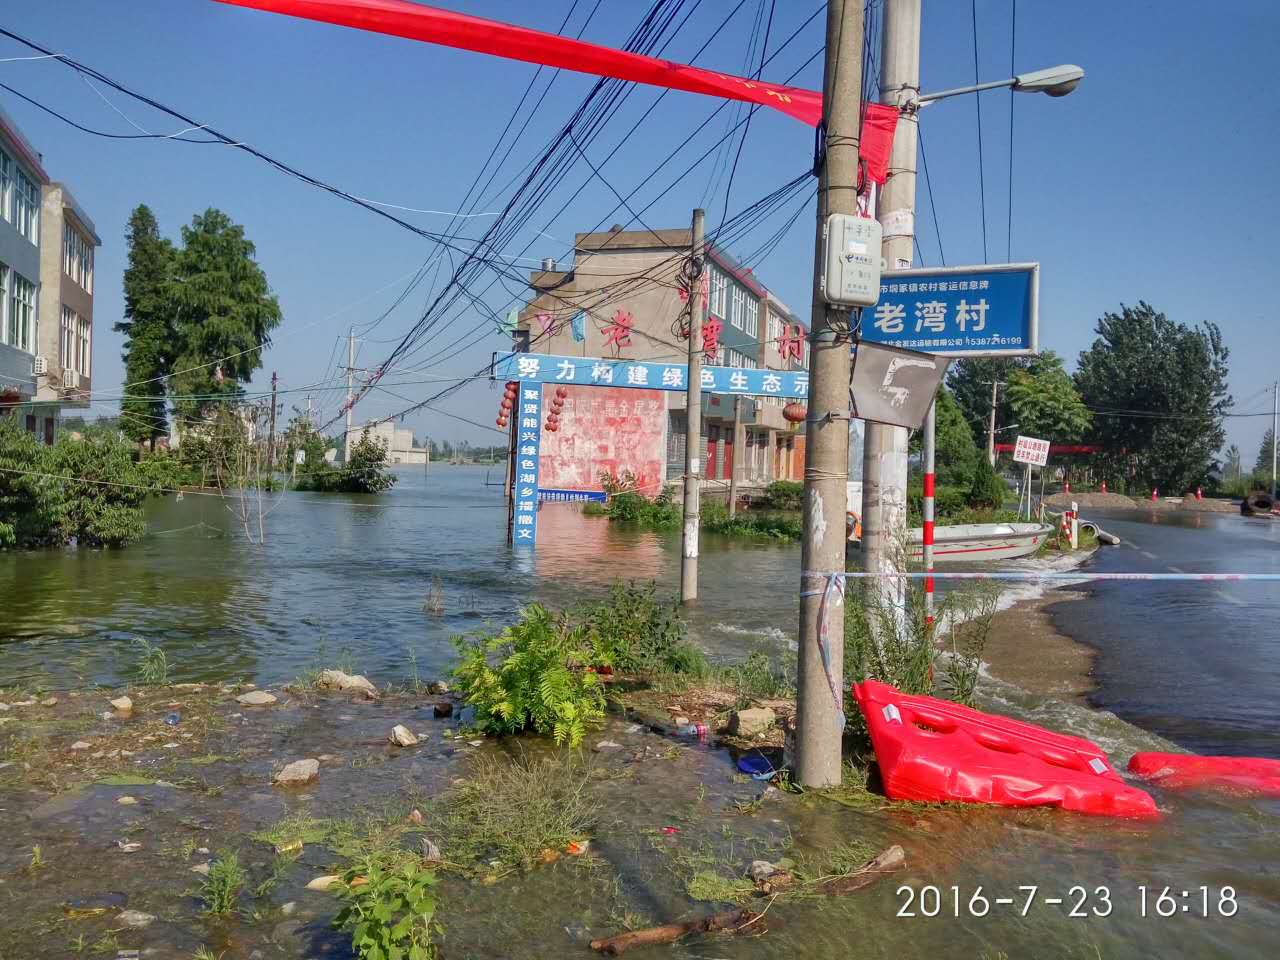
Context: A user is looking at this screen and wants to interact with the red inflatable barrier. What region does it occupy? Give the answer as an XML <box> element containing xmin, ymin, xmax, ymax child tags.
<box><xmin>852</xmin><ymin>680</ymin><xmax>1159</xmax><ymax>819</ymax></box>
<box><xmin>1128</xmin><ymin>752</ymin><xmax>1280</xmax><ymax>796</ymax></box>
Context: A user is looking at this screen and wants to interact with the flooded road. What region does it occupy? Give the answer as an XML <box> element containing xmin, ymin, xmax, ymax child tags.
<box><xmin>4</xmin><ymin>473</ymin><xmax>1280</xmax><ymax>957</ymax></box>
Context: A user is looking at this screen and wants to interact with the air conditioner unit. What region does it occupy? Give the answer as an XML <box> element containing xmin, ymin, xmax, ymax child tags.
<box><xmin>62</xmin><ymin>368</ymin><xmax>80</xmax><ymax>390</ymax></box>
<box><xmin>32</xmin><ymin>356</ymin><xmax>49</xmax><ymax>376</ymax></box>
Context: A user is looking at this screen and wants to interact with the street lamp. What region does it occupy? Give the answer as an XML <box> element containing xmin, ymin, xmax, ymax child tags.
<box><xmin>912</xmin><ymin>64</ymin><xmax>1084</xmax><ymax>108</ymax></box>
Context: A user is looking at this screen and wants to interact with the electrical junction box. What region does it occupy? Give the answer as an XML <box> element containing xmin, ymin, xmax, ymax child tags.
<box><xmin>821</xmin><ymin>213</ymin><xmax>882</xmax><ymax>308</ymax></box>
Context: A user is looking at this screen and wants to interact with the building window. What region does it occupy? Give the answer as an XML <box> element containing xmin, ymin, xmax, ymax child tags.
<box><xmin>0</xmin><ymin>264</ymin><xmax>7</xmax><ymax>345</ymax></box>
<box><xmin>78</xmin><ymin>314</ymin><xmax>91</xmax><ymax>377</ymax></box>
<box><xmin>12</xmin><ymin>170</ymin><xmax>38</xmax><ymax>243</ymax></box>
<box><xmin>767</xmin><ymin>312</ymin><xmax>783</xmax><ymax>345</ymax></box>
<box><xmin>62</xmin><ymin>306</ymin><xmax>90</xmax><ymax>376</ymax></box>
<box><xmin>730</xmin><ymin>286</ymin><xmax>745</xmax><ymax>330</ymax></box>
<box><xmin>6</xmin><ymin>270</ymin><xmax>35</xmax><ymax>352</ymax></box>
<box><xmin>0</xmin><ymin>150</ymin><xmax>11</xmax><ymax>222</ymax></box>
<box><xmin>743</xmin><ymin>296</ymin><xmax>758</xmax><ymax>338</ymax></box>
<box><xmin>64</xmin><ymin>224</ymin><xmax>94</xmax><ymax>293</ymax></box>
<box><xmin>709</xmin><ymin>267</ymin><xmax>727</xmax><ymax>318</ymax></box>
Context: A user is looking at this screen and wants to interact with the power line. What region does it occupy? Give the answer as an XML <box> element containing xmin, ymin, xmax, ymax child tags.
<box><xmin>917</xmin><ymin>124</ymin><xmax>946</xmax><ymax>265</ymax></box>
<box><xmin>1007</xmin><ymin>0</ymin><xmax>1016</xmax><ymax>262</ymax></box>
<box><xmin>970</xmin><ymin>0</ymin><xmax>989</xmax><ymax>262</ymax></box>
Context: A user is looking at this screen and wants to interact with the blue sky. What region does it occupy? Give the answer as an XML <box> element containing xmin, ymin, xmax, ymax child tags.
<box><xmin>2</xmin><ymin>0</ymin><xmax>1276</xmax><ymax>458</ymax></box>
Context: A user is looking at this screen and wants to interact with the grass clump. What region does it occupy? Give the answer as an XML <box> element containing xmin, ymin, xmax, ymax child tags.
<box><xmin>133</xmin><ymin>637</ymin><xmax>169</xmax><ymax>686</ymax></box>
<box><xmin>438</xmin><ymin>753</ymin><xmax>598</xmax><ymax>872</ymax></box>
<box><xmin>201</xmin><ymin>851</ymin><xmax>247</xmax><ymax>915</ymax></box>
<box><xmin>252</xmin><ymin>811</ymin><xmax>332</xmax><ymax>850</ymax></box>
<box><xmin>686</xmin><ymin>870</ymin><xmax>755</xmax><ymax>904</ymax></box>
<box><xmin>582</xmin><ymin>581</ymin><xmax>707</xmax><ymax>676</ymax></box>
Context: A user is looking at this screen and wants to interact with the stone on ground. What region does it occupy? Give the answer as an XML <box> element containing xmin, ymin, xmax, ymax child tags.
<box><xmin>317</xmin><ymin>669</ymin><xmax>379</xmax><ymax>699</ymax></box>
<box><xmin>237</xmin><ymin>690</ymin><xmax>278</xmax><ymax>706</ymax></box>
<box><xmin>110</xmin><ymin>696</ymin><xmax>134</xmax><ymax>713</ymax></box>
<box><xmin>728</xmin><ymin>707</ymin><xmax>776</xmax><ymax>738</ymax></box>
<box><xmin>274</xmin><ymin>758</ymin><xmax>320</xmax><ymax>786</ymax></box>
<box><xmin>389</xmin><ymin>724</ymin><xmax>419</xmax><ymax>747</ymax></box>
<box><xmin>306</xmin><ymin>874</ymin><xmax>341</xmax><ymax>891</ymax></box>
<box><xmin>117</xmin><ymin>910</ymin><xmax>155</xmax><ymax>928</ymax></box>
<box><xmin>432</xmin><ymin>702</ymin><xmax>453</xmax><ymax>718</ymax></box>
<box><xmin>70</xmin><ymin>741</ymin><xmax>91</xmax><ymax>751</ymax></box>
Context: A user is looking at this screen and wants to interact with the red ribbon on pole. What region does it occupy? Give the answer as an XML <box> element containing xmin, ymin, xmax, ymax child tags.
<box><xmin>215</xmin><ymin>0</ymin><xmax>899</xmax><ymax>182</ymax></box>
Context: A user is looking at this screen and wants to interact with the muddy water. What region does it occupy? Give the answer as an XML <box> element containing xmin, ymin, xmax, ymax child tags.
<box><xmin>4</xmin><ymin>472</ymin><xmax>1280</xmax><ymax>956</ymax></box>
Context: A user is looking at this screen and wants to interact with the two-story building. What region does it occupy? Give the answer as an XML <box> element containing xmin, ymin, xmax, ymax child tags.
<box><xmin>517</xmin><ymin>225</ymin><xmax>808</xmax><ymax>496</ymax></box>
<box><xmin>0</xmin><ymin>103</ymin><xmax>48</xmax><ymax>434</ymax></box>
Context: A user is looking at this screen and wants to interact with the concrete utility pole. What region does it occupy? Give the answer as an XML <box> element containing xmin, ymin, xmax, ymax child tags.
<box><xmin>796</xmin><ymin>0</ymin><xmax>863</xmax><ymax>788</ymax></box>
<box><xmin>344</xmin><ymin>328</ymin><xmax>356</xmax><ymax>463</ymax></box>
<box><xmin>985</xmin><ymin>379</ymin><xmax>1005</xmax><ymax>466</ymax></box>
<box><xmin>267</xmin><ymin>370</ymin><xmax>279</xmax><ymax>472</ymax></box>
<box><xmin>862</xmin><ymin>0</ymin><xmax>920</xmax><ymax>641</ymax></box>
<box><xmin>680</xmin><ymin>208</ymin><xmax>706</xmax><ymax>605</ymax></box>
<box><xmin>728</xmin><ymin>396</ymin><xmax>743</xmax><ymax>517</ymax></box>
<box><xmin>1272</xmin><ymin>381</ymin><xmax>1278</xmax><ymax>499</ymax></box>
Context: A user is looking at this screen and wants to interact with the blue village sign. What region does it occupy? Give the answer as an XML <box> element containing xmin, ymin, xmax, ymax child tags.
<box><xmin>510</xmin><ymin>386</ymin><xmax>543</xmax><ymax>547</ymax></box>
<box><xmin>861</xmin><ymin>262</ymin><xmax>1039</xmax><ymax>357</ymax></box>
<box><xmin>492</xmin><ymin>352</ymin><xmax>810</xmax><ymax>399</ymax></box>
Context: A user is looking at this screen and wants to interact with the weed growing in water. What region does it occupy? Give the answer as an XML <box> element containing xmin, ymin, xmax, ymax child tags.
<box><xmin>89</xmin><ymin>931</ymin><xmax>120</xmax><ymax>956</ymax></box>
<box><xmin>251</xmin><ymin>811</ymin><xmax>332</xmax><ymax>850</ymax></box>
<box><xmin>333</xmin><ymin>856</ymin><xmax>440</xmax><ymax>960</ymax></box>
<box><xmin>27</xmin><ymin>845</ymin><xmax>45</xmax><ymax>871</ymax></box>
<box><xmin>201</xmin><ymin>851</ymin><xmax>247</xmax><ymax>915</ymax></box>
<box><xmin>423</xmin><ymin>575</ymin><xmax>445</xmax><ymax>616</ymax></box>
<box><xmin>438</xmin><ymin>752</ymin><xmax>598</xmax><ymax>872</ymax></box>
<box><xmin>193</xmin><ymin>948</ymin><xmax>225</xmax><ymax>960</ymax></box>
<box><xmin>133</xmin><ymin>637</ymin><xmax>169</xmax><ymax>685</ymax></box>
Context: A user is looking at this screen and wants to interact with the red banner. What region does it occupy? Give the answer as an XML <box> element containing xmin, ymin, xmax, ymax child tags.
<box><xmin>216</xmin><ymin>0</ymin><xmax>899</xmax><ymax>182</ymax></box>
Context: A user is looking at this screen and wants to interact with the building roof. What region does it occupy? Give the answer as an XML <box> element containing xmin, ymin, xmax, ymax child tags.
<box><xmin>0</xmin><ymin>101</ymin><xmax>50</xmax><ymax>184</ymax></box>
<box><xmin>52</xmin><ymin>183</ymin><xmax>101</xmax><ymax>246</ymax></box>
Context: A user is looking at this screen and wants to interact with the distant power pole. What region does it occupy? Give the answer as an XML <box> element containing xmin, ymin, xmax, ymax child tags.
<box><xmin>728</xmin><ymin>395</ymin><xmax>743</xmax><ymax>517</ymax></box>
<box><xmin>344</xmin><ymin>329</ymin><xmax>356</xmax><ymax>463</ymax></box>
<box><xmin>305</xmin><ymin>393</ymin><xmax>313</xmax><ymax>427</ymax></box>
<box><xmin>797</xmin><ymin>0</ymin><xmax>863</xmax><ymax>789</ymax></box>
<box><xmin>267</xmin><ymin>370</ymin><xmax>279</xmax><ymax>471</ymax></box>
<box><xmin>985</xmin><ymin>379</ymin><xmax>1005</xmax><ymax>466</ymax></box>
<box><xmin>680</xmin><ymin>208</ymin><xmax>706</xmax><ymax>605</ymax></box>
<box><xmin>1272</xmin><ymin>381</ymin><xmax>1278</xmax><ymax>499</ymax></box>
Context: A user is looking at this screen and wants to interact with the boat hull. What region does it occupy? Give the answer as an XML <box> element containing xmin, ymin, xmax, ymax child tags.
<box><xmin>906</xmin><ymin>522</ymin><xmax>1054</xmax><ymax>563</ymax></box>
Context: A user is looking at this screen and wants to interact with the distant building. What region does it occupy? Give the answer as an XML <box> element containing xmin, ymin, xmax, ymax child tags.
<box><xmin>517</xmin><ymin>226</ymin><xmax>807</xmax><ymax>495</ymax></box>
<box><xmin>0</xmin><ymin>102</ymin><xmax>98</xmax><ymax>444</ymax></box>
<box><xmin>351</xmin><ymin>420</ymin><xmax>428</xmax><ymax>465</ymax></box>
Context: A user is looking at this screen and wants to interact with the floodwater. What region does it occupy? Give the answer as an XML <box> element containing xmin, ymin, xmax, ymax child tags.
<box><xmin>3</xmin><ymin>470</ymin><xmax>1280</xmax><ymax>957</ymax></box>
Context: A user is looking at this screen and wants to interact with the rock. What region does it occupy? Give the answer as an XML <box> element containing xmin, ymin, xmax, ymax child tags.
<box><xmin>191</xmin><ymin>862</ymin><xmax>211</xmax><ymax>875</ymax></box>
<box><xmin>237</xmin><ymin>690</ymin><xmax>278</xmax><ymax>706</ymax></box>
<box><xmin>274</xmin><ymin>759</ymin><xmax>320</xmax><ymax>786</ymax></box>
<box><xmin>305</xmin><ymin>874</ymin><xmax>341</xmax><ymax>891</ymax></box>
<box><xmin>116</xmin><ymin>841</ymin><xmax>142</xmax><ymax>853</ymax></box>
<box><xmin>110</xmin><ymin>696</ymin><xmax>134</xmax><ymax>714</ymax></box>
<box><xmin>389</xmin><ymin>725</ymin><xmax>419</xmax><ymax>747</ymax></box>
<box><xmin>427</xmin><ymin>680</ymin><xmax>450</xmax><ymax>695</ymax></box>
<box><xmin>747</xmin><ymin>860</ymin><xmax>778</xmax><ymax>883</ymax></box>
<box><xmin>0</xmin><ymin>703</ymin><xmax>9</xmax><ymax>711</ymax></box>
<box><xmin>280</xmin><ymin>901</ymin><xmax>297</xmax><ymax>916</ymax></box>
<box><xmin>593</xmin><ymin>740</ymin><xmax>623</xmax><ymax>752</ymax></box>
<box><xmin>421</xmin><ymin>838</ymin><xmax>442</xmax><ymax>863</ymax></box>
<box><xmin>317</xmin><ymin>754</ymin><xmax>338</xmax><ymax>762</ymax></box>
<box><xmin>116</xmin><ymin>796</ymin><xmax>139</xmax><ymax>806</ymax></box>
<box><xmin>41</xmin><ymin>697</ymin><xmax>58</xmax><ymax>707</ymax></box>
<box><xmin>674</xmin><ymin>715</ymin><xmax>690</xmax><ymax>727</ymax></box>
<box><xmin>407</xmin><ymin>809</ymin><xmax>424</xmax><ymax>825</ymax></box>
<box><xmin>117</xmin><ymin>910</ymin><xmax>155</xmax><ymax>928</ymax></box>
<box><xmin>12</xmin><ymin>699</ymin><xmax>37</xmax><ymax>707</ymax></box>
<box><xmin>70</xmin><ymin>741</ymin><xmax>91</xmax><ymax>751</ymax></box>
<box><xmin>317</xmin><ymin>670</ymin><xmax>378</xmax><ymax>700</ymax></box>
<box><xmin>432</xmin><ymin>702</ymin><xmax>453</xmax><ymax>718</ymax></box>
<box><xmin>728</xmin><ymin>707</ymin><xmax>776</xmax><ymax>739</ymax></box>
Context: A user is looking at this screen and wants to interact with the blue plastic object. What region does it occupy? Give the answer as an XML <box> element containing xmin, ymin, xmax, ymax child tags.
<box><xmin>164</xmin><ymin>713</ymin><xmax>180</xmax><ymax>726</ymax></box>
<box><xmin>737</xmin><ymin>754</ymin><xmax>777</xmax><ymax>780</ymax></box>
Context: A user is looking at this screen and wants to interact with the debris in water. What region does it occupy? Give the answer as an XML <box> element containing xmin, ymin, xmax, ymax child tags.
<box><xmin>389</xmin><ymin>725</ymin><xmax>419</xmax><ymax>747</ymax></box>
<box><xmin>305</xmin><ymin>874</ymin><xmax>341</xmax><ymax>891</ymax></box>
<box><xmin>115</xmin><ymin>841</ymin><xmax>142</xmax><ymax>853</ymax></box>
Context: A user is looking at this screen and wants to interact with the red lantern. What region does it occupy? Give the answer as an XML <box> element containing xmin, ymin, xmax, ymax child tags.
<box><xmin>496</xmin><ymin>416</ymin><xmax>507</xmax><ymax>427</ymax></box>
<box><xmin>546</xmin><ymin>423</ymin><xmax>558</xmax><ymax>432</ymax></box>
<box><xmin>500</xmin><ymin>397</ymin><xmax>514</xmax><ymax>411</ymax></box>
<box><xmin>554</xmin><ymin>386</ymin><xmax>568</xmax><ymax>400</ymax></box>
<box><xmin>782</xmin><ymin>402</ymin><xmax>807</xmax><ymax>423</ymax></box>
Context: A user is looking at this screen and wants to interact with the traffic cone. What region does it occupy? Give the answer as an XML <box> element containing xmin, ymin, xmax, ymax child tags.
<box><xmin>1064</xmin><ymin>480</ymin><xmax>1071</xmax><ymax>494</ymax></box>
<box><xmin>1196</xmin><ymin>486</ymin><xmax>1203</xmax><ymax>501</ymax></box>
<box><xmin>1100</xmin><ymin>480</ymin><xmax>1107</xmax><ymax>494</ymax></box>
<box><xmin>1151</xmin><ymin>488</ymin><xmax>1158</xmax><ymax>501</ymax></box>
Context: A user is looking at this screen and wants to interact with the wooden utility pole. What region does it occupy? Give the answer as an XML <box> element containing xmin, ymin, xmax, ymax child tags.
<box><xmin>680</xmin><ymin>208</ymin><xmax>706</xmax><ymax>605</ymax></box>
<box><xmin>797</xmin><ymin>0</ymin><xmax>863</xmax><ymax>788</ymax></box>
<box><xmin>728</xmin><ymin>396</ymin><xmax>743</xmax><ymax>517</ymax></box>
<box><xmin>267</xmin><ymin>370</ymin><xmax>279</xmax><ymax>472</ymax></box>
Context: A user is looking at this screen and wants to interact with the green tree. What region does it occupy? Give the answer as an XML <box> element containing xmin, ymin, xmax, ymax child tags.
<box><xmin>1224</xmin><ymin>443</ymin><xmax>1242</xmax><ymax>481</ymax></box>
<box><xmin>168</xmin><ymin>210</ymin><xmax>282</xmax><ymax>425</ymax></box>
<box><xmin>340</xmin><ymin>431</ymin><xmax>398</xmax><ymax>494</ymax></box>
<box><xmin>282</xmin><ymin>411</ymin><xmax>329</xmax><ymax>479</ymax></box>
<box><xmin>1005</xmin><ymin>351</ymin><xmax>1092</xmax><ymax>441</ymax></box>
<box><xmin>116</xmin><ymin>205</ymin><xmax>176</xmax><ymax>447</ymax></box>
<box><xmin>966</xmin><ymin>454</ymin><xmax>1007</xmax><ymax>509</ymax></box>
<box><xmin>0</xmin><ymin>419</ymin><xmax>61</xmax><ymax>547</ymax></box>
<box><xmin>1075</xmin><ymin>302</ymin><xmax>1231</xmax><ymax>493</ymax></box>
<box><xmin>1256</xmin><ymin>428</ymin><xmax>1275</xmax><ymax>475</ymax></box>
<box><xmin>945</xmin><ymin>356</ymin><xmax>1029</xmax><ymax>443</ymax></box>
<box><xmin>909</xmin><ymin>386</ymin><xmax>979</xmax><ymax>486</ymax></box>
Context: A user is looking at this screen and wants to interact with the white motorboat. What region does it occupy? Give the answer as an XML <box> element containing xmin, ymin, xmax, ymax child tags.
<box><xmin>906</xmin><ymin>521</ymin><xmax>1055</xmax><ymax>563</ymax></box>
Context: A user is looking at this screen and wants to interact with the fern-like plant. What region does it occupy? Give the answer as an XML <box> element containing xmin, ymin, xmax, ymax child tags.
<box><xmin>452</xmin><ymin>604</ymin><xmax>605</xmax><ymax>747</ymax></box>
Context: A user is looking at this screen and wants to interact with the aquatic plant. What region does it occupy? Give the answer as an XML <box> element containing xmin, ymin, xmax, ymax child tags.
<box><xmin>761</xmin><ymin>480</ymin><xmax>804</xmax><ymax>511</ymax></box>
<box><xmin>133</xmin><ymin>638</ymin><xmax>169</xmax><ymax>686</ymax></box>
<box><xmin>333</xmin><ymin>856</ymin><xmax>440</xmax><ymax>960</ymax></box>
<box><xmin>452</xmin><ymin>604</ymin><xmax>606</xmax><ymax>747</ymax></box>
<box><xmin>722</xmin><ymin>651</ymin><xmax>795</xmax><ymax>701</ymax></box>
<box><xmin>200</xmin><ymin>851</ymin><xmax>247</xmax><ymax>915</ymax></box>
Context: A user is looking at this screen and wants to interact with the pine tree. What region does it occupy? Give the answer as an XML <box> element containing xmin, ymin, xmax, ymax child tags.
<box><xmin>116</xmin><ymin>206</ymin><xmax>175</xmax><ymax>446</ymax></box>
<box><xmin>168</xmin><ymin>209</ymin><xmax>282</xmax><ymax>425</ymax></box>
<box><xmin>1257</xmin><ymin>428</ymin><xmax>1276</xmax><ymax>475</ymax></box>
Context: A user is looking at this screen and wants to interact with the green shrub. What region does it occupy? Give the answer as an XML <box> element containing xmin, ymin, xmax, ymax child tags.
<box><xmin>333</xmin><ymin>856</ymin><xmax>440</xmax><ymax>960</ymax></box>
<box><xmin>452</xmin><ymin>604</ymin><xmax>606</xmax><ymax>747</ymax></box>
<box><xmin>295</xmin><ymin>431</ymin><xmax>397</xmax><ymax>495</ymax></box>
<box><xmin>581</xmin><ymin>581</ymin><xmax>706</xmax><ymax>676</ymax></box>
<box><xmin>133</xmin><ymin>638</ymin><xmax>169</xmax><ymax>686</ymax></box>
<box><xmin>701</xmin><ymin>502</ymin><xmax>802</xmax><ymax>540</ymax></box>
<box><xmin>966</xmin><ymin>456</ymin><xmax>1008</xmax><ymax>510</ymax></box>
<box><xmin>603</xmin><ymin>490</ymin><xmax>680</xmax><ymax>527</ymax></box>
<box><xmin>762</xmin><ymin>480</ymin><xmax>803</xmax><ymax>510</ymax></box>
<box><xmin>201</xmin><ymin>851</ymin><xmax>247</xmax><ymax>915</ymax></box>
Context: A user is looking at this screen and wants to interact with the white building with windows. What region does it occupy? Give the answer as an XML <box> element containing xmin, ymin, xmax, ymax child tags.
<box><xmin>0</xmin><ymin>103</ymin><xmax>47</xmax><ymax>429</ymax></box>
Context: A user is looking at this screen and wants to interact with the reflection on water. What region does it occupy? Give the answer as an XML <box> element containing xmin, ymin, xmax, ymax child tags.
<box><xmin>0</xmin><ymin>466</ymin><xmax>798</xmax><ymax>688</ymax></box>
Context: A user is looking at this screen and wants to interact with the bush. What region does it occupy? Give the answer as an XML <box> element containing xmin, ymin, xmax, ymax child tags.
<box><xmin>701</xmin><ymin>502</ymin><xmax>802</xmax><ymax>540</ymax></box>
<box><xmin>333</xmin><ymin>856</ymin><xmax>440</xmax><ymax>960</ymax></box>
<box><xmin>452</xmin><ymin>604</ymin><xmax>607</xmax><ymax>747</ymax></box>
<box><xmin>966</xmin><ymin>455</ymin><xmax>1008</xmax><ymax>510</ymax></box>
<box><xmin>295</xmin><ymin>431</ymin><xmax>397</xmax><ymax>494</ymax></box>
<box><xmin>602</xmin><ymin>490</ymin><xmax>680</xmax><ymax>527</ymax></box>
<box><xmin>581</xmin><ymin>581</ymin><xmax>706</xmax><ymax>676</ymax></box>
<box><xmin>762</xmin><ymin>480</ymin><xmax>803</xmax><ymax>511</ymax></box>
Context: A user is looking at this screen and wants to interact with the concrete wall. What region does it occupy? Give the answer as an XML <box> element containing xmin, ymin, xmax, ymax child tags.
<box><xmin>36</xmin><ymin>185</ymin><xmax>95</xmax><ymax>409</ymax></box>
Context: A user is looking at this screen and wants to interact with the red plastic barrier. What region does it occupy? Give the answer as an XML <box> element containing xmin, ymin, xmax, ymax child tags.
<box><xmin>1128</xmin><ymin>752</ymin><xmax>1280</xmax><ymax>796</ymax></box>
<box><xmin>853</xmin><ymin>680</ymin><xmax>1159</xmax><ymax>819</ymax></box>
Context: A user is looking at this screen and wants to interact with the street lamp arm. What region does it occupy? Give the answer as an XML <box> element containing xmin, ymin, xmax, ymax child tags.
<box><xmin>909</xmin><ymin>64</ymin><xmax>1084</xmax><ymax>110</ymax></box>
